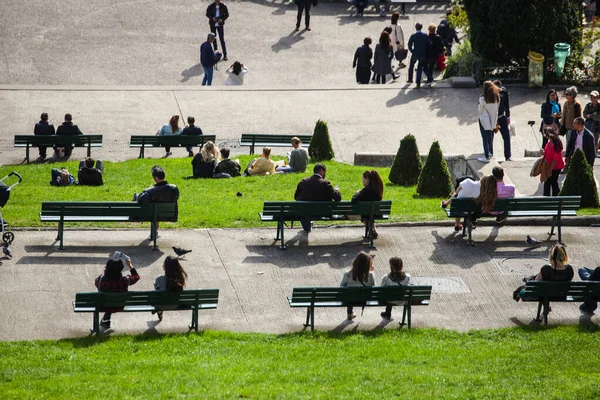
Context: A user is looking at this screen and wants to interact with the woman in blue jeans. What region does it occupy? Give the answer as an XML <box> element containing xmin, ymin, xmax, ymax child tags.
<box><xmin>477</xmin><ymin>81</ymin><xmax>500</xmax><ymax>160</ymax></box>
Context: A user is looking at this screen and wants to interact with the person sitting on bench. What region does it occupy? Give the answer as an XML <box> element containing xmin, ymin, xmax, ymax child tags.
<box><xmin>78</xmin><ymin>157</ymin><xmax>104</xmax><ymax>186</ymax></box>
<box><xmin>135</xmin><ymin>166</ymin><xmax>179</xmax><ymax>236</ymax></box>
<box><xmin>55</xmin><ymin>113</ymin><xmax>82</xmax><ymax>157</ymax></box>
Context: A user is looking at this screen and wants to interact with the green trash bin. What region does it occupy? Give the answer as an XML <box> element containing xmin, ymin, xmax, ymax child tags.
<box><xmin>554</xmin><ymin>43</ymin><xmax>571</xmax><ymax>78</ymax></box>
<box><xmin>528</xmin><ymin>51</ymin><xmax>544</xmax><ymax>88</ymax></box>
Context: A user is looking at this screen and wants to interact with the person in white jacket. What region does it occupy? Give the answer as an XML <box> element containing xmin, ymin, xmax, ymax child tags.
<box><xmin>380</xmin><ymin>256</ymin><xmax>410</xmax><ymax>320</ymax></box>
<box><xmin>478</xmin><ymin>80</ymin><xmax>500</xmax><ymax>160</ymax></box>
<box><xmin>224</xmin><ymin>61</ymin><xmax>248</xmax><ymax>85</ymax></box>
<box><xmin>390</xmin><ymin>12</ymin><xmax>405</xmax><ymax>70</ymax></box>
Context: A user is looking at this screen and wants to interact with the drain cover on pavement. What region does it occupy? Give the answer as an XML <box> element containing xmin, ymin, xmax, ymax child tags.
<box><xmin>410</xmin><ymin>277</ymin><xmax>470</xmax><ymax>293</ymax></box>
<box><xmin>498</xmin><ymin>257</ymin><xmax>547</xmax><ymax>275</ymax></box>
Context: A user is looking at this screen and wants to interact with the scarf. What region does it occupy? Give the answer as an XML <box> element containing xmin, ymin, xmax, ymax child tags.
<box><xmin>550</xmin><ymin>100</ymin><xmax>559</xmax><ymax>116</ymax></box>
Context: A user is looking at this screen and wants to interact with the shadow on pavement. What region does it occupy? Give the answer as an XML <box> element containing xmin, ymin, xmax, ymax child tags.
<box><xmin>181</xmin><ymin>63</ymin><xmax>204</xmax><ymax>83</ymax></box>
<box><xmin>271</xmin><ymin>31</ymin><xmax>305</xmax><ymax>53</ymax></box>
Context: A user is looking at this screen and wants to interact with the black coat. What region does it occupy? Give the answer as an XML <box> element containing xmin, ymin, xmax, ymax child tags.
<box><xmin>426</xmin><ymin>33</ymin><xmax>444</xmax><ymax>60</ymax></box>
<box><xmin>351</xmin><ymin>187</ymin><xmax>381</xmax><ymax>203</ymax></box>
<box><xmin>294</xmin><ymin>174</ymin><xmax>342</xmax><ymax>202</ymax></box>
<box><xmin>192</xmin><ymin>153</ymin><xmax>217</xmax><ymax>178</ymax></box>
<box><xmin>565</xmin><ymin>128</ymin><xmax>596</xmax><ymax>166</ymax></box>
<box><xmin>182</xmin><ymin>125</ymin><xmax>203</xmax><ymax>136</ymax></box>
<box><xmin>56</xmin><ymin>122</ymin><xmax>82</xmax><ymax>136</ymax></box>
<box><xmin>353</xmin><ymin>45</ymin><xmax>372</xmax><ymax>69</ymax></box>
<box><xmin>137</xmin><ymin>181</ymin><xmax>180</xmax><ymax>221</ymax></box>
<box><xmin>206</xmin><ymin>2</ymin><xmax>229</xmax><ymax>27</ymax></box>
<box><xmin>34</xmin><ymin>121</ymin><xmax>55</xmax><ymax>136</ymax></box>
<box><xmin>215</xmin><ymin>158</ymin><xmax>241</xmax><ymax>177</ymax></box>
<box><xmin>78</xmin><ymin>167</ymin><xmax>103</xmax><ymax>186</ymax></box>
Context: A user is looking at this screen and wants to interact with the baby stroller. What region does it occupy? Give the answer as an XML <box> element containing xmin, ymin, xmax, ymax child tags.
<box><xmin>0</xmin><ymin>172</ymin><xmax>22</xmax><ymax>245</ymax></box>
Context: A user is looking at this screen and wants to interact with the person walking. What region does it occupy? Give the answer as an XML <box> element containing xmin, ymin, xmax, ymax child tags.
<box><xmin>295</xmin><ymin>0</ymin><xmax>314</xmax><ymax>32</ymax></box>
<box><xmin>540</xmin><ymin>89</ymin><xmax>561</xmax><ymax>149</ymax></box>
<box><xmin>494</xmin><ymin>80</ymin><xmax>512</xmax><ymax>161</ymax></box>
<box><xmin>406</xmin><ymin>23</ymin><xmax>430</xmax><ymax>88</ymax></box>
<box><xmin>206</xmin><ymin>0</ymin><xmax>229</xmax><ymax>61</ymax></box>
<box><xmin>541</xmin><ymin>129</ymin><xmax>564</xmax><ymax>197</ymax></box>
<box><xmin>583</xmin><ymin>90</ymin><xmax>600</xmax><ymax>153</ymax></box>
<box><xmin>478</xmin><ymin>81</ymin><xmax>500</xmax><ymax>161</ymax></box>
<box><xmin>353</xmin><ymin>37</ymin><xmax>373</xmax><ymax>84</ymax></box>
<box><xmin>390</xmin><ymin>12</ymin><xmax>406</xmax><ymax>70</ymax></box>
<box><xmin>424</xmin><ymin>23</ymin><xmax>443</xmax><ymax>87</ymax></box>
<box><xmin>200</xmin><ymin>33</ymin><xmax>221</xmax><ymax>86</ymax></box>
<box><xmin>372</xmin><ymin>31</ymin><xmax>393</xmax><ymax>84</ymax></box>
<box><xmin>561</xmin><ymin>86</ymin><xmax>582</xmax><ymax>142</ymax></box>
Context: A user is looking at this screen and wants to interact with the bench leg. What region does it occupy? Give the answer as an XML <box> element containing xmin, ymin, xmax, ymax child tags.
<box><xmin>304</xmin><ymin>307</ymin><xmax>311</xmax><ymax>328</ymax></box>
<box><xmin>87</xmin><ymin>144</ymin><xmax>91</xmax><ymax>157</ymax></box>
<box><xmin>26</xmin><ymin>144</ymin><xmax>30</xmax><ymax>164</ymax></box>
<box><xmin>368</xmin><ymin>219</ymin><xmax>375</xmax><ymax>249</ymax></box>
<box><xmin>549</xmin><ymin>216</ymin><xmax>556</xmax><ymax>237</ymax></box>
<box><xmin>151</xmin><ymin>222</ymin><xmax>158</xmax><ymax>251</ymax></box>
<box><xmin>543</xmin><ymin>301</ymin><xmax>550</xmax><ymax>325</ymax></box>
<box><xmin>279</xmin><ymin>221</ymin><xmax>287</xmax><ymax>250</ymax></box>
<box><xmin>189</xmin><ymin>309</ymin><xmax>199</xmax><ymax>332</ymax></box>
<box><xmin>466</xmin><ymin>215</ymin><xmax>474</xmax><ymax>246</ymax></box>
<box><xmin>400</xmin><ymin>305</ymin><xmax>408</xmax><ymax>327</ymax></box>
<box><xmin>275</xmin><ymin>221</ymin><xmax>281</xmax><ymax>241</ymax></box>
<box><xmin>58</xmin><ymin>221</ymin><xmax>65</xmax><ymax>250</ymax></box>
<box><xmin>407</xmin><ymin>305</ymin><xmax>412</xmax><ymax>329</ymax></box>
<box><xmin>557</xmin><ymin>216</ymin><xmax>562</xmax><ymax>244</ymax></box>
<box><xmin>536</xmin><ymin>301</ymin><xmax>543</xmax><ymax>322</ymax></box>
<box><xmin>93</xmin><ymin>311</ymin><xmax>100</xmax><ymax>334</ymax></box>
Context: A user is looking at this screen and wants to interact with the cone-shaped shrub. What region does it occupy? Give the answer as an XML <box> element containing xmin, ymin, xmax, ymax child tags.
<box><xmin>559</xmin><ymin>149</ymin><xmax>599</xmax><ymax>207</ymax></box>
<box><xmin>416</xmin><ymin>141</ymin><xmax>453</xmax><ymax>197</ymax></box>
<box><xmin>308</xmin><ymin>119</ymin><xmax>335</xmax><ymax>161</ymax></box>
<box><xmin>389</xmin><ymin>134</ymin><xmax>422</xmax><ymax>185</ymax></box>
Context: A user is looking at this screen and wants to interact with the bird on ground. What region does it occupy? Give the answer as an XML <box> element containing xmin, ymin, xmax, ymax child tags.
<box><xmin>172</xmin><ymin>246</ymin><xmax>192</xmax><ymax>258</ymax></box>
<box><xmin>3</xmin><ymin>243</ymin><xmax>12</xmax><ymax>258</ymax></box>
<box><xmin>526</xmin><ymin>235</ymin><xmax>539</xmax><ymax>247</ymax></box>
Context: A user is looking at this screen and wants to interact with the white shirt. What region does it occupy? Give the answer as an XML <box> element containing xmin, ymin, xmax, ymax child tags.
<box><xmin>224</xmin><ymin>67</ymin><xmax>248</xmax><ymax>86</ymax></box>
<box><xmin>478</xmin><ymin>96</ymin><xmax>500</xmax><ymax>131</ymax></box>
<box><xmin>458</xmin><ymin>178</ymin><xmax>481</xmax><ymax>198</ymax></box>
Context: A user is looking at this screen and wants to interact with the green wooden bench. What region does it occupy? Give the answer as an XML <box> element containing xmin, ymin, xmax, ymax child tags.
<box><xmin>14</xmin><ymin>135</ymin><xmax>103</xmax><ymax>163</ymax></box>
<box><xmin>445</xmin><ymin>196</ymin><xmax>581</xmax><ymax>245</ymax></box>
<box><xmin>259</xmin><ymin>200</ymin><xmax>392</xmax><ymax>249</ymax></box>
<box><xmin>288</xmin><ymin>285</ymin><xmax>432</xmax><ymax>331</ymax></box>
<box><xmin>240</xmin><ymin>134</ymin><xmax>312</xmax><ymax>155</ymax></box>
<box><xmin>40</xmin><ymin>202</ymin><xmax>176</xmax><ymax>250</ymax></box>
<box><xmin>521</xmin><ymin>281</ymin><xmax>600</xmax><ymax>325</ymax></box>
<box><xmin>73</xmin><ymin>289</ymin><xmax>219</xmax><ymax>334</ymax></box>
<box><xmin>129</xmin><ymin>135</ymin><xmax>216</xmax><ymax>158</ymax></box>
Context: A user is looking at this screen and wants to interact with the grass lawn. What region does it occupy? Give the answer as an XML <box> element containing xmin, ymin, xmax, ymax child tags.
<box><xmin>1</xmin><ymin>327</ymin><xmax>599</xmax><ymax>399</ymax></box>
<box><xmin>0</xmin><ymin>157</ymin><xmax>446</xmax><ymax>229</ymax></box>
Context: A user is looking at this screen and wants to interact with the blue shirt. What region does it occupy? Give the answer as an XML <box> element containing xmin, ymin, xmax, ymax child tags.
<box><xmin>408</xmin><ymin>31</ymin><xmax>430</xmax><ymax>58</ymax></box>
<box><xmin>200</xmin><ymin>42</ymin><xmax>215</xmax><ymax>68</ymax></box>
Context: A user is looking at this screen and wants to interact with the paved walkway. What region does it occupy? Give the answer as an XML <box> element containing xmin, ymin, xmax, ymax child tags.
<box><xmin>1</xmin><ymin>224</ymin><xmax>599</xmax><ymax>341</ymax></box>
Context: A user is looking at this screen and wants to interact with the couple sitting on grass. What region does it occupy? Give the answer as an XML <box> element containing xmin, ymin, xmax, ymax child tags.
<box><xmin>50</xmin><ymin>157</ymin><xmax>104</xmax><ymax>186</ymax></box>
<box><xmin>341</xmin><ymin>251</ymin><xmax>410</xmax><ymax>321</ymax></box>
<box><xmin>94</xmin><ymin>255</ymin><xmax>188</xmax><ymax>331</ymax></box>
<box><xmin>245</xmin><ymin>139</ymin><xmax>309</xmax><ymax>176</ymax></box>
<box><xmin>192</xmin><ymin>141</ymin><xmax>241</xmax><ymax>178</ymax></box>
<box><xmin>441</xmin><ymin>166</ymin><xmax>515</xmax><ymax>232</ymax></box>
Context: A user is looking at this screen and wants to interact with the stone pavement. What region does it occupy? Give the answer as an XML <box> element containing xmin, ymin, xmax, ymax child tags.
<box><xmin>1</xmin><ymin>224</ymin><xmax>599</xmax><ymax>341</ymax></box>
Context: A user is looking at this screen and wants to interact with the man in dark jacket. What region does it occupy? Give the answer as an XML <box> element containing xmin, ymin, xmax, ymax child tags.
<box><xmin>33</xmin><ymin>112</ymin><xmax>55</xmax><ymax>159</ymax></box>
<box><xmin>78</xmin><ymin>157</ymin><xmax>104</xmax><ymax>186</ymax></box>
<box><xmin>136</xmin><ymin>166</ymin><xmax>179</xmax><ymax>236</ymax></box>
<box><xmin>294</xmin><ymin>163</ymin><xmax>342</xmax><ymax>232</ymax></box>
<box><xmin>182</xmin><ymin>116</ymin><xmax>203</xmax><ymax>156</ymax></box>
<box><xmin>201</xmin><ymin>33</ymin><xmax>221</xmax><ymax>86</ymax></box>
<box><xmin>565</xmin><ymin>117</ymin><xmax>595</xmax><ymax>170</ymax></box>
<box><xmin>206</xmin><ymin>0</ymin><xmax>229</xmax><ymax>61</ymax></box>
<box><xmin>353</xmin><ymin>37</ymin><xmax>373</xmax><ymax>84</ymax></box>
<box><xmin>407</xmin><ymin>23</ymin><xmax>431</xmax><ymax>88</ymax></box>
<box><xmin>424</xmin><ymin>23</ymin><xmax>444</xmax><ymax>86</ymax></box>
<box><xmin>494</xmin><ymin>80</ymin><xmax>512</xmax><ymax>161</ymax></box>
<box><xmin>214</xmin><ymin>148</ymin><xmax>241</xmax><ymax>178</ymax></box>
<box><xmin>295</xmin><ymin>0</ymin><xmax>313</xmax><ymax>31</ymax></box>
<box><xmin>55</xmin><ymin>113</ymin><xmax>82</xmax><ymax>157</ymax></box>
<box><xmin>437</xmin><ymin>12</ymin><xmax>460</xmax><ymax>56</ymax></box>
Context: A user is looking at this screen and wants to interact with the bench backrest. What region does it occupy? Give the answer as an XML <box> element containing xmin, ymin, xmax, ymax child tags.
<box><xmin>523</xmin><ymin>281</ymin><xmax>600</xmax><ymax>299</ymax></box>
<box><xmin>129</xmin><ymin>135</ymin><xmax>216</xmax><ymax>146</ymax></box>
<box><xmin>41</xmin><ymin>202</ymin><xmax>176</xmax><ymax>218</ymax></box>
<box><xmin>15</xmin><ymin>135</ymin><xmax>103</xmax><ymax>146</ymax></box>
<box><xmin>74</xmin><ymin>289</ymin><xmax>220</xmax><ymax>308</ymax></box>
<box><xmin>240</xmin><ymin>134</ymin><xmax>313</xmax><ymax>146</ymax></box>
<box><xmin>449</xmin><ymin>196</ymin><xmax>581</xmax><ymax>213</ymax></box>
<box><xmin>291</xmin><ymin>286</ymin><xmax>432</xmax><ymax>303</ymax></box>
<box><xmin>262</xmin><ymin>201</ymin><xmax>392</xmax><ymax>218</ymax></box>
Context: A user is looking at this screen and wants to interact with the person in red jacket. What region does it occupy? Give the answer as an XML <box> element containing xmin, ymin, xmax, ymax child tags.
<box><xmin>94</xmin><ymin>256</ymin><xmax>140</xmax><ymax>330</ymax></box>
<box><xmin>541</xmin><ymin>128</ymin><xmax>564</xmax><ymax>197</ymax></box>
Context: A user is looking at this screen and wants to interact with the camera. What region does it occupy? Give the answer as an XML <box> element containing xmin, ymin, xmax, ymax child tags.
<box><xmin>112</xmin><ymin>251</ymin><xmax>130</xmax><ymax>263</ymax></box>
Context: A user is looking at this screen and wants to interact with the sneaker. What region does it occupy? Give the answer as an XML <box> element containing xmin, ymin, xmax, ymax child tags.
<box><xmin>347</xmin><ymin>312</ymin><xmax>357</xmax><ymax>320</ymax></box>
<box><xmin>406</xmin><ymin>79</ymin><xmax>413</xmax><ymax>84</ymax></box>
<box><xmin>416</xmin><ymin>83</ymin><xmax>421</xmax><ymax>88</ymax></box>
<box><xmin>496</xmin><ymin>215</ymin><xmax>507</xmax><ymax>224</ymax></box>
<box><xmin>223</xmin><ymin>56</ymin><xmax>228</xmax><ymax>61</ymax></box>
<box><xmin>454</xmin><ymin>224</ymin><xmax>462</xmax><ymax>233</ymax></box>
<box><xmin>100</xmin><ymin>319</ymin><xmax>111</xmax><ymax>330</ymax></box>
<box><xmin>380</xmin><ymin>312</ymin><xmax>391</xmax><ymax>320</ymax></box>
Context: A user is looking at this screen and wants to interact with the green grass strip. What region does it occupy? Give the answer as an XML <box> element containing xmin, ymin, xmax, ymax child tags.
<box><xmin>1</xmin><ymin>327</ymin><xmax>599</xmax><ymax>399</ymax></box>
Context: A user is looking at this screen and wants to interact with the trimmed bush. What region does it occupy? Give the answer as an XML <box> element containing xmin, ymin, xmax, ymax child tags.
<box><xmin>462</xmin><ymin>0</ymin><xmax>581</xmax><ymax>64</ymax></box>
<box><xmin>559</xmin><ymin>149</ymin><xmax>599</xmax><ymax>208</ymax></box>
<box><xmin>417</xmin><ymin>141</ymin><xmax>453</xmax><ymax>197</ymax></box>
<box><xmin>308</xmin><ymin>120</ymin><xmax>335</xmax><ymax>162</ymax></box>
<box><xmin>389</xmin><ymin>134</ymin><xmax>422</xmax><ymax>186</ymax></box>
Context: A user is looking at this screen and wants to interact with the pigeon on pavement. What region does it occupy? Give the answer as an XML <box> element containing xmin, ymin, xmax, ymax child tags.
<box><xmin>2</xmin><ymin>243</ymin><xmax>12</xmax><ymax>258</ymax></box>
<box><xmin>172</xmin><ymin>246</ymin><xmax>192</xmax><ymax>258</ymax></box>
<box><xmin>526</xmin><ymin>235</ymin><xmax>539</xmax><ymax>247</ymax></box>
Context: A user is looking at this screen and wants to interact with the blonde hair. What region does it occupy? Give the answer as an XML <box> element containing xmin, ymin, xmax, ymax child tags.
<box><xmin>201</xmin><ymin>141</ymin><xmax>219</xmax><ymax>162</ymax></box>
<box><xmin>428</xmin><ymin>23</ymin><xmax>436</xmax><ymax>32</ymax></box>
<box><xmin>548</xmin><ymin>244</ymin><xmax>568</xmax><ymax>268</ymax></box>
<box><xmin>291</xmin><ymin>137</ymin><xmax>301</xmax><ymax>146</ymax></box>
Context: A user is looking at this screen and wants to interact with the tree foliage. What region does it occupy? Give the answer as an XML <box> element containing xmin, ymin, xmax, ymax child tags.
<box><xmin>389</xmin><ymin>134</ymin><xmax>422</xmax><ymax>186</ymax></box>
<box><xmin>308</xmin><ymin>120</ymin><xmax>335</xmax><ymax>162</ymax></box>
<box><xmin>416</xmin><ymin>141</ymin><xmax>453</xmax><ymax>198</ymax></box>
<box><xmin>559</xmin><ymin>149</ymin><xmax>599</xmax><ymax>208</ymax></box>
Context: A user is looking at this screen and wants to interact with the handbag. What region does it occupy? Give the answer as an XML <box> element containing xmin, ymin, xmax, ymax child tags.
<box><xmin>395</xmin><ymin>49</ymin><xmax>408</xmax><ymax>62</ymax></box>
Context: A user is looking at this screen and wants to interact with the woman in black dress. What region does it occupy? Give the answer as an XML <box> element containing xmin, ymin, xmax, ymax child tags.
<box><xmin>371</xmin><ymin>32</ymin><xmax>393</xmax><ymax>84</ymax></box>
<box><xmin>352</xmin><ymin>170</ymin><xmax>384</xmax><ymax>238</ymax></box>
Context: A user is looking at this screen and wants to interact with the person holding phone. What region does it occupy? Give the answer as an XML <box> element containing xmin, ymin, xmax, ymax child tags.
<box><xmin>94</xmin><ymin>255</ymin><xmax>140</xmax><ymax>330</ymax></box>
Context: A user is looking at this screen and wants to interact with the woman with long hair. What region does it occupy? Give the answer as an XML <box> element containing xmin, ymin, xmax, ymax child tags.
<box><xmin>371</xmin><ymin>31</ymin><xmax>393</xmax><ymax>84</ymax></box>
<box><xmin>153</xmin><ymin>256</ymin><xmax>189</xmax><ymax>320</ymax></box>
<box><xmin>191</xmin><ymin>141</ymin><xmax>220</xmax><ymax>178</ymax></box>
<box><xmin>542</xmin><ymin>129</ymin><xmax>564</xmax><ymax>197</ymax></box>
<box><xmin>352</xmin><ymin>170</ymin><xmax>384</xmax><ymax>239</ymax></box>
<box><xmin>158</xmin><ymin>115</ymin><xmax>182</xmax><ymax>157</ymax></box>
<box><xmin>540</xmin><ymin>89</ymin><xmax>561</xmax><ymax>149</ymax></box>
<box><xmin>340</xmin><ymin>251</ymin><xmax>375</xmax><ymax>320</ymax></box>
<box><xmin>475</xmin><ymin>175</ymin><xmax>498</xmax><ymax>214</ymax></box>
<box><xmin>380</xmin><ymin>256</ymin><xmax>410</xmax><ymax>320</ymax></box>
<box><xmin>478</xmin><ymin>81</ymin><xmax>500</xmax><ymax>160</ymax></box>
<box><xmin>390</xmin><ymin>12</ymin><xmax>406</xmax><ymax>70</ymax></box>
<box><xmin>225</xmin><ymin>61</ymin><xmax>249</xmax><ymax>86</ymax></box>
